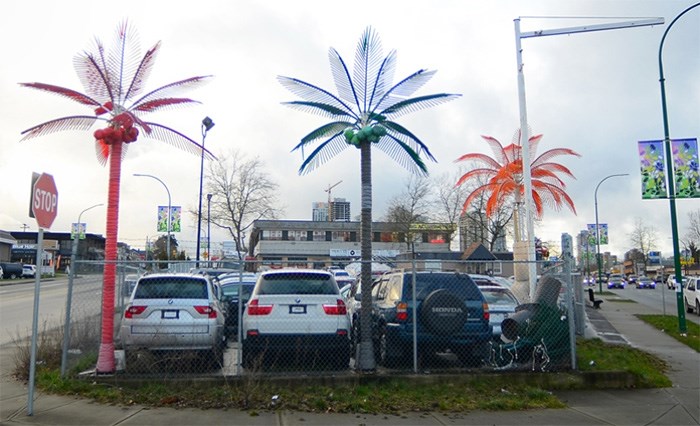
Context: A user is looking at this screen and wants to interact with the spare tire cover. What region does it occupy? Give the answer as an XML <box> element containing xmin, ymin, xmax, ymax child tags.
<box><xmin>419</xmin><ymin>290</ymin><xmax>468</xmax><ymax>335</ymax></box>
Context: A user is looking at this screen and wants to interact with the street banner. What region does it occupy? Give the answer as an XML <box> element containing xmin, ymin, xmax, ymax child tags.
<box><xmin>157</xmin><ymin>206</ymin><xmax>168</xmax><ymax>232</ymax></box>
<box><xmin>170</xmin><ymin>206</ymin><xmax>182</xmax><ymax>232</ymax></box>
<box><xmin>671</xmin><ymin>138</ymin><xmax>700</xmax><ymax>199</ymax></box>
<box><xmin>587</xmin><ymin>224</ymin><xmax>608</xmax><ymax>245</ymax></box>
<box><xmin>71</xmin><ymin>223</ymin><xmax>86</xmax><ymax>240</ymax></box>
<box><xmin>638</xmin><ymin>140</ymin><xmax>668</xmax><ymax>199</ymax></box>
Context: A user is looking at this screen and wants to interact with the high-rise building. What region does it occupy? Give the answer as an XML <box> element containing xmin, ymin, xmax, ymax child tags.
<box><xmin>330</xmin><ymin>198</ymin><xmax>351</xmax><ymax>222</ymax></box>
<box><xmin>312</xmin><ymin>202</ymin><xmax>329</xmax><ymax>222</ymax></box>
<box><xmin>458</xmin><ymin>212</ymin><xmax>507</xmax><ymax>253</ymax></box>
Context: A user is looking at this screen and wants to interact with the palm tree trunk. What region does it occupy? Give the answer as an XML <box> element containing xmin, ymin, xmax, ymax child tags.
<box><xmin>95</xmin><ymin>141</ymin><xmax>122</xmax><ymax>373</ymax></box>
<box><xmin>357</xmin><ymin>142</ymin><xmax>376</xmax><ymax>371</ymax></box>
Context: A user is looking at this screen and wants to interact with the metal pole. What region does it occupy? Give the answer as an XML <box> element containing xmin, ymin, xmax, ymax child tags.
<box><xmin>27</xmin><ymin>228</ymin><xmax>43</xmax><ymax>415</ymax></box>
<box><xmin>197</xmin><ymin>117</ymin><xmax>214</xmax><ymax>266</ymax></box>
<box><xmin>658</xmin><ymin>2</ymin><xmax>698</xmax><ymax>334</ymax></box>
<box><xmin>133</xmin><ymin>174</ymin><xmax>171</xmax><ymax>263</ymax></box>
<box><xmin>594</xmin><ymin>174</ymin><xmax>628</xmax><ymax>294</ymax></box>
<box><xmin>61</xmin><ymin>203</ymin><xmax>102</xmax><ymax>376</ymax></box>
<box><xmin>207</xmin><ymin>193</ymin><xmax>212</xmax><ymax>266</ymax></box>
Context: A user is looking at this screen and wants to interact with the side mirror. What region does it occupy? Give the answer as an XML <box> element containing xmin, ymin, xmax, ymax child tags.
<box><xmin>354</xmin><ymin>293</ymin><xmax>362</xmax><ymax>302</ymax></box>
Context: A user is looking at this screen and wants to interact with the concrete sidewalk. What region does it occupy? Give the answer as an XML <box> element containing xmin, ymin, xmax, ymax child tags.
<box><xmin>1</xmin><ymin>297</ymin><xmax>698</xmax><ymax>425</ymax></box>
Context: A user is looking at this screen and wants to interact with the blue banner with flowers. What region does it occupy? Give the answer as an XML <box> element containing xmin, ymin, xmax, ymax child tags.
<box><xmin>671</xmin><ymin>138</ymin><xmax>699</xmax><ymax>199</ymax></box>
<box><xmin>638</xmin><ymin>140</ymin><xmax>668</xmax><ymax>199</ymax></box>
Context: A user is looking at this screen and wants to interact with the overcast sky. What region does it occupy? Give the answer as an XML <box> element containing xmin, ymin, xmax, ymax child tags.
<box><xmin>1</xmin><ymin>0</ymin><xmax>698</xmax><ymax>259</ymax></box>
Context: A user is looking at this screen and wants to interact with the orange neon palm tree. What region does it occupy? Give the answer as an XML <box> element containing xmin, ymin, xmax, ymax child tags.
<box><xmin>20</xmin><ymin>21</ymin><xmax>212</xmax><ymax>373</ymax></box>
<box><xmin>455</xmin><ymin>131</ymin><xmax>580</xmax><ymax>238</ymax></box>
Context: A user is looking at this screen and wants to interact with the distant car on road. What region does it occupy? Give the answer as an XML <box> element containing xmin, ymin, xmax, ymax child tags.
<box><xmin>330</xmin><ymin>269</ymin><xmax>356</xmax><ymax>289</ymax></box>
<box><xmin>635</xmin><ymin>276</ymin><xmax>656</xmax><ymax>289</ymax></box>
<box><xmin>607</xmin><ymin>274</ymin><xmax>626</xmax><ymax>289</ymax></box>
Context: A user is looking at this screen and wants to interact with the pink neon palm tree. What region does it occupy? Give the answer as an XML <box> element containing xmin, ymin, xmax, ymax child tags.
<box><xmin>20</xmin><ymin>21</ymin><xmax>213</xmax><ymax>372</ymax></box>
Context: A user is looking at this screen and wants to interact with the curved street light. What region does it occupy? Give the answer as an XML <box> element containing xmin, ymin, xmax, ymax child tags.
<box><xmin>61</xmin><ymin>202</ymin><xmax>103</xmax><ymax>377</ymax></box>
<box><xmin>134</xmin><ymin>174</ymin><xmax>172</xmax><ymax>262</ymax></box>
<box><xmin>196</xmin><ymin>116</ymin><xmax>215</xmax><ymax>266</ymax></box>
<box><xmin>594</xmin><ymin>173</ymin><xmax>628</xmax><ymax>294</ymax></box>
<box><xmin>658</xmin><ymin>2</ymin><xmax>698</xmax><ymax>334</ymax></box>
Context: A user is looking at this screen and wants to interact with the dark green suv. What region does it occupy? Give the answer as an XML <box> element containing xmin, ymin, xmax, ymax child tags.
<box><xmin>356</xmin><ymin>271</ymin><xmax>492</xmax><ymax>367</ymax></box>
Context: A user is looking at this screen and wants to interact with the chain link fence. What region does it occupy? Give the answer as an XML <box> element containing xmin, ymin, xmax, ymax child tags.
<box><xmin>57</xmin><ymin>259</ymin><xmax>579</xmax><ymax>378</ymax></box>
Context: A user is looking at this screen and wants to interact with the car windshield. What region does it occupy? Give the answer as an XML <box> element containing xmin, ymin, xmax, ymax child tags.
<box><xmin>256</xmin><ymin>272</ymin><xmax>337</xmax><ymax>295</ymax></box>
<box><xmin>481</xmin><ymin>289</ymin><xmax>518</xmax><ymax>305</ymax></box>
<box><xmin>221</xmin><ymin>283</ymin><xmax>254</xmax><ymax>300</ymax></box>
<box><xmin>133</xmin><ymin>277</ymin><xmax>208</xmax><ymax>299</ymax></box>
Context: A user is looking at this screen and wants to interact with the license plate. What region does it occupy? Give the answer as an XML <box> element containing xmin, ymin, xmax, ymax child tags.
<box><xmin>289</xmin><ymin>305</ymin><xmax>306</xmax><ymax>314</ymax></box>
<box><xmin>162</xmin><ymin>310</ymin><xmax>179</xmax><ymax>319</ymax></box>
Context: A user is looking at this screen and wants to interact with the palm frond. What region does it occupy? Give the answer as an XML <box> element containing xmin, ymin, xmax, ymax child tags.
<box><xmin>531</xmin><ymin>168</ymin><xmax>566</xmax><ymax>186</ymax></box>
<box><xmin>108</xmin><ymin>20</ymin><xmax>142</xmax><ymax>103</ymax></box>
<box><xmin>480</xmin><ymin>135</ymin><xmax>509</xmax><ymax>166</ymax></box>
<box><xmin>129</xmin><ymin>76</ymin><xmax>211</xmax><ymax>110</ymax></box>
<box><xmin>277</xmin><ymin>76</ymin><xmax>353</xmax><ymax>115</ymax></box>
<box><xmin>140</xmin><ymin>122</ymin><xmax>216</xmax><ymax>160</ymax></box>
<box><xmin>328</xmin><ymin>47</ymin><xmax>357</xmax><ymax>107</ymax></box>
<box><xmin>455</xmin><ymin>167</ymin><xmax>498</xmax><ymax>187</ymax></box>
<box><xmin>132</xmin><ymin>97</ymin><xmax>200</xmax><ymax>113</ymax></box>
<box><xmin>454</xmin><ymin>152</ymin><xmax>501</xmax><ymax>169</ymax></box>
<box><xmin>353</xmin><ymin>26</ymin><xmax>384</xmax><ymax>111</ymax></box>
<box><xmin>532</xmin><ymin>162</ymin><xmax>576</xmax><ymax>179</ymax></box>
<box><xmin>461</xmin><ymin>183</ymin><xmax>492</xmax><ymax>215</ymax></box>
<box><xmin>73</xmin><ymin>49</ymin><xmax>113</xmax><ymax>102</ymax></box>
<box><xmin>380</xmin><ymin>93</ymin><xmax>461</xmax><ymax>118</ymax></box>
<box><xmin>20</xmin><ymin>116</ymin><xmax>101</xmax><ymax>141</ymax></box>
<box><xmin>374</xmin><ymin>69</ymin><xmax>436</xmax><ymax>111</ymax></box>
<box><xmin>124</xmin><ymin>41</ymin><xmax>160</xmax><ymax>101</ymax></box>
<box><xmin>367</xmin><ymin>49</ymin><xmax>397</xmax><ymax>110</ymax></box>
<box><xmin>296</xmin><ymin>121</ymin><xmax>352</xmax><ymax>147</ymax></box>
<box><xmin>375</xmin><ymin>135</ymin><xmax>428</xmax><ymax>175</ymax></box>
<box><xmin>531</xmin><ymin>148</ymin><xmax>580</xmax><ymax>167</ymax></box>
<box><xmin>19</xmin><ymin>83</ymin><xmax>101</xmax><ymax>107</ymax></box>
<box><xmin>282</xmin><ymin>101</ymin><xmax>356</xmax><ymax>120</ymax></box>
<box><xmin>297</xmin><ymin>134</ymin><xmax>350</xmax><ymax>175</ymax></box>
<box><xmin>382</xmin><ymin>121</ymin><xmax>436</xmax><ymax>162</ymax></box>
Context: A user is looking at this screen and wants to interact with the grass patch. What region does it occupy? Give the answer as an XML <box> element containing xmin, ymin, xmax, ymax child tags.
<box><xmin>576</xmin><ymin>337</ymin><xmax>671</xmax><ymax>388</ymax></box>
<box><xmin>636</xmin><ymin>314</ymin><xmax>700</xmax><ymax>352</ymax></box>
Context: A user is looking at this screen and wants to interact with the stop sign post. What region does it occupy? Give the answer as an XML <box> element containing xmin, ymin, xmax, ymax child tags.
<box><xmin>31</xmin><ymin>173</ymin><xmax>58</xmax><ymax>229</ymax></box>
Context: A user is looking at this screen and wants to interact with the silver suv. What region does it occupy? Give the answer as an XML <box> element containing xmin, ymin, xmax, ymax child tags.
<box><xmin>241</xmin><ymin>269</ymin><xmax>351</xmax><ymax>369</ymax></box>
<box><xmin>119</xmin><ymin>273</ymin><xmax>226</xmax><ymax>368</ymax></box>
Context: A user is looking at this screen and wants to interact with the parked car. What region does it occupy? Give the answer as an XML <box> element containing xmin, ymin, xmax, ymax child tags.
<box><xmin>119</xmin><ymin>273</ymin><xmax>227</xmax><ymax>368</ymax></box>
<box><xmin>330</xmin><ymin>269</ymin><xmax>356</xmax><ymax>289</ymax></box>
<box><xmin>635</xmin><ymin>276</ymin><xmax>656</xmax><ymax>289</ymax></box>
<box><xmin>0</xmin><ymin>262</ymin><xmax>23</xmax><ymax>279</ymax></box>
<box><xmin>218</xmin><ymin>273</ymin><xmax>258</xmax><ymax>338</ymax></box>
<box><xmin>356</xmin><ymin>271</ymin><xmax>492</xmax><ymax>367</ymax></box>
<box><xmin>478</xmin><ymin>285</ymin><xmax>519</xmax><ymax>340</ymax></box>
<box><xmin>22</xmin><ymin>264</ymin><xmax>37</xmax><ymax>278</ymax></box>
<box><xmin>683</xmin><ymin>277</ymin><xmax>700</xmax><ymax>316</ymax></box>
<box><xmin>0</xmin><ymin>265</ymin><xmax>3</xmax><ymax>279</ymax></box>
<box><xmin>667</xmin><ymin>275</ymin><xmax>687</xmax><ymax>290</ymax></box>
<box><xmin>607</xmin><ymin>274</ymin><xmax>626</xmax><ymax>289</ymax></box>
<box><xmin>241</xmin><ymin>269</ymin><xmax>351</xmax><ymax>369</ymax></box>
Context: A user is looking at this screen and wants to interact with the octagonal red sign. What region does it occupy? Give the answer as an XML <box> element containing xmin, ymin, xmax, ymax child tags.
<box><xmin>32</xmin><ymin>173</ymin><xmax>58</xmax><ymax>229</ymax></box>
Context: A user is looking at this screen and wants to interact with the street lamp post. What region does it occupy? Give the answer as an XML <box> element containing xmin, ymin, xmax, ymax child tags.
<box><xmin>196</xmin><ymin>116</ymin><xmax>215</xmax><ymax>266</ymax></box>
<box><xmin>514</xmin><ymin>16</ymin><xmax>664</xmax><ymax>299</ymax></box>
<box><xmin>207</xmin><ymin>193</ymin><xmax>212</xmax><ymax>266</ymax></box>
<box><xmin>658</xmin><ymin>2</ymin><xmax>698</xmax><ymax>334</ymax></box>
<box><xmin>594</xmin><ymin>173</ymin><xmax>628</xmax><ymax>294</ymax></box>
<box><xmin>61</xmin><ymin>202</ymin><xmax>103</xmax><ymax>376</ymax></box>
<box><xmin>134</xmin><ymin>174</ymin><xmax>172</xmax><ymax>262</ymax></box>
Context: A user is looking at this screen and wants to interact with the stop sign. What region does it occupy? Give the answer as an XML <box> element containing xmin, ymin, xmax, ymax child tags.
<box><xmin>32</xmin><ymin>173</ymin><xmax>58</xmax><ymax>229</ymax></box>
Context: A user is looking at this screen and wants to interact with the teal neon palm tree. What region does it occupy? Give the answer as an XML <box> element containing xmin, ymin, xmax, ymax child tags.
<box><xmin>20</xmin><ymin>21</ymin><xmax>212</xmax><ymax>373</ymax></box>
<box><xmin>279</xmin><ymin>26</ymin><xmax>460</xmax><ymax>370</ymax></box>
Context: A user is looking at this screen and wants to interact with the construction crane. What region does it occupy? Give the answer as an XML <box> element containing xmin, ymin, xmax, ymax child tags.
<box><xmin>324</xmin><ymin>180</ymin><xmax>342</xmax><ymax>221</ymax></box>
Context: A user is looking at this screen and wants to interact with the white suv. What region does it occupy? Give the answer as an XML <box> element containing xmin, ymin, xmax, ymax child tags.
<box><xmin>683</xmin><ymin>277</ymin><xmax>700</xmax><ymax>316</ymax></box>
<box><xmin>241</xmin><ymin>269</ymin><xmax>351</xmax><ymax>369</ymax></box>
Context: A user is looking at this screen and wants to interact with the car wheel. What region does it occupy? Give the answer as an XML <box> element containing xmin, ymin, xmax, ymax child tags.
<box><xmin>419</xmin><ymin>290</ymin><xmax>468</xmax><ymax>336</ymax></box>
<box><xmin>10</xmin><ymin>273</ymin><xmax>18</xmax><ymax>279</ymax></box>
<box><xmin>686</xmin><ymin>298</ymin><xmax>693</xmax><ymax>313</ymax></box>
